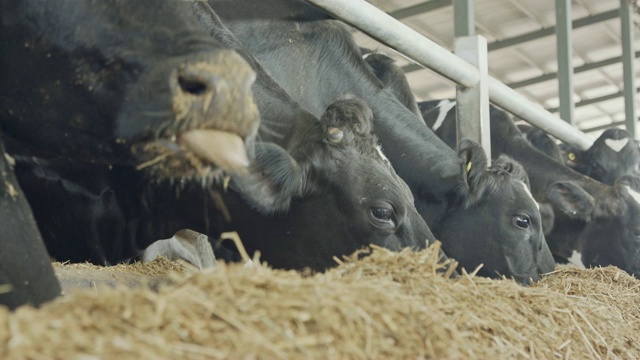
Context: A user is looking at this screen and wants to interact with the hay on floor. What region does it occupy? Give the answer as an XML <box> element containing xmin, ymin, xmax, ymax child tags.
<box><xmin>1</xmin><ymin>243</ymin><xmax>639</xmax><ymax>359</ymax></box>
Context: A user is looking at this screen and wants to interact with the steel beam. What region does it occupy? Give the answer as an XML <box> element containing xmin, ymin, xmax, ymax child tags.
<box><xmin>455</xmin><ymin>35</ymin><xmax>491</xmax><ymax>160</ymax></box>
<box><xmin>453</xmin><ymin>0</ymin><xmax>474</xmax><ymax>36</ymax></box>
<box><xmin>546</xmin><ymin>88</ymin><xmax>640</xmax><ymax>113</ymax></box>
<box><xmin>620</xmin><ymin>0</ymin><xmax>637</xmax><ymax>137</ymax></box>
<box><xmin>400</xmin><ymin>8</ymin><xmax>620</xmax><ymax>73</ymax></box>
<box><xmin>388</xmin><ymin>0</ymin><xmax>451</xmax><ymax>20</ymax></box>
<box><xmin>582</xmin><ymin>120</ymin><xmax>626</xmax><ymax>133</ymax></box>
<box><xmin>556</xmin><ymin>0</ymin><xmax>575</xmax><ymax>125</ymax></box>
<box><xmin>487</xmin><ymin>9</ymin><xmax>618</xmax><ymax>51</ymax></box>
<box><xmin>506</xmin><ymin>51</ymin><xmax>640</xmax><ymax>89</ymax></box>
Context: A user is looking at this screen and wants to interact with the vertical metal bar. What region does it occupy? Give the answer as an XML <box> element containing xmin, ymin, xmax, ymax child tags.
<box><xmin>454</xmin><ymin>0</ymin><xmax>489</xmax><ymax>161</ymax></box>
<box><xmin>453</xmin><ymin>0</ymin><xmax>474</xmax><ymax>36</ymax></box>
<box><xmin>455</xmin><ymin>36</ymin><xmax>491</xmax><ymax>162</ymax></box>
<box><xmin>556</xmin><ymin>0</ymin><xmax>575</xmax><ymax>125</ymax></box>
<box><xmin>620</xmin><ymin>0</ymin><xmax>637</xmax><ymax>138</ymax></box>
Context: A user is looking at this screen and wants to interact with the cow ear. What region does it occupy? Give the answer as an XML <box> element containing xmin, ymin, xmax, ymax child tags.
<box><xmin>454</xmin><ymin>140</ymin><xmax>490</xmax><ymax>207</ymax></box>
<box><xmin>547</xmin><ymin>181</ymin><xmax>594</xmax><ymax>220</ymax></box>
<box><xmin>538</xmin><ymin>202</ymin><xmax>556</xmax><ymax>236</ymax></box>
<box><xmin>230</xmin><ymin>143</ymin><xmax>305</xmax><ymax>214</ymax></box>
<box><xmin>457</xmin><ymin>139</ymin><xmax>488</xmax><ymax>189</ymax></box>
<box><xmin>321</xmin><ymin>97</ymin><xmax>374</xmax><ymax>139</ymax></box>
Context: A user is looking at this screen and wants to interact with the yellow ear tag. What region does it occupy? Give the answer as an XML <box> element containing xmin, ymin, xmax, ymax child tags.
<box><xmin>568</xmin><ymin>153</ymin><xmax>576</xmax><ymax>161</ymax></box>
<box><xmin>466</xmin><ymin>161</ymin><xmax>472</xmax><ymax>173</ymax></box>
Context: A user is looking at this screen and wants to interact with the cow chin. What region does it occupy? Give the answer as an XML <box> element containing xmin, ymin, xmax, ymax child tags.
<box><xmin>130</xmin><ymin>132</ymin><xmax>251</xmax><ymax>186</ymax></box>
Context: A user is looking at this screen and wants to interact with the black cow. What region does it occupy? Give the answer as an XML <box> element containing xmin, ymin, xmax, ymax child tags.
<box><xmin>209</xmin><ymin>0</ymin><xmax>554</xmax><ymax>283</ymax></box>
<box><xmin>420</xmin><ymin>100</ymin><xmax>640</xmax><ymax>277</ymax></box>
<box><xmin>1</xmin><ymin>0</ymin><xmax>259</xmax><ymax>308</ymax></box>
<box><xmin>521</xmin><ymin>126</ymin><xmax>640</xmax><ymax>187</ymax></box>
<box><xmin>360</xmin><ymin>51</ymin><xmax>554</xmax><ymax>281</ymax></box>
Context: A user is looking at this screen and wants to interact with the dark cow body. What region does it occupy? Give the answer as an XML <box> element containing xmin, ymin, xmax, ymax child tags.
<box><xmin>420</xmin><ymin>100</ymin><xmax>640</xmax><ymax>277</ymax></box>
<box><xmin>1</xmin><ymin>0</ymin><xmax>260</xmax><ymax>308</ymax></box>
<box><xmin>209</xmin><ymin>0</ymin><xmax>554</xmax><ymax>283</ymax></box>
<box><xmin>517</xmin><ymin>125</ymin><xmax>564</xmax><ymax>163</ymax></box>
<box><xmin>361</xmin><ymin>51</ymin><xmax>423</xmax><ymax>119</ymax></box>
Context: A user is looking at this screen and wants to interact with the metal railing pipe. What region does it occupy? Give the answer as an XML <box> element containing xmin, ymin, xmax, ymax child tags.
<box><xmin>306</xmin><ymin>0</ymin><xmax>480</xmax><ymax>88</ymax></box>
<box><xmin>306</xmin><ymin>0</ymin><xmax>595</xmax><ymax>150</ymax></box>
<box><xmin>489</xmin><ymin>79</ymin><xmax>593</xmax><ymax>149</ymax></box>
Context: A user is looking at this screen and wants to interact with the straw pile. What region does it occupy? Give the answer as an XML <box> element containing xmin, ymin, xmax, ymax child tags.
<box><xmin>1</xmin><ymin>243</ymin><xmax>639</xmax><ymax>359</ymax></box>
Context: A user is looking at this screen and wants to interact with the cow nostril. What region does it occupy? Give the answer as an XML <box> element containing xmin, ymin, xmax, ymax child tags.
<box><xmin>178</xmin><ymin>75</ymin><xmax>210</xmax><ymax>95</ymax></box>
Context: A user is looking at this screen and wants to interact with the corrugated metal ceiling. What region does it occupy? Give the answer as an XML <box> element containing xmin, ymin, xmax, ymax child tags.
<box><xmin>352</xmin><ymin>0</ymin><xmax>640</xmax><ymax>139</ymax></box>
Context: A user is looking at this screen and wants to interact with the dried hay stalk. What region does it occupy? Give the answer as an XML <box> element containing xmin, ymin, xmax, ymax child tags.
<box><xmin>1</xmin><ymin>244</ymin><xmax>639</xmax><ymax>359</ymax></box>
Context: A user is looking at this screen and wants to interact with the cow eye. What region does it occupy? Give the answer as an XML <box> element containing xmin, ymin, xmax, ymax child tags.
<box><xmin>632</xmin><ymin>229</ymin><xmax>640</xmax><ymax>239</ymax></box>
<box><xmin>370</xmin><ymin>204</ymin><xmax>396</xmax><ymax>229</ymax></box>
<box><xmin>512</xmin><ymin>215</ymin><xmax>530</xmax><ymax>230</ymax></box>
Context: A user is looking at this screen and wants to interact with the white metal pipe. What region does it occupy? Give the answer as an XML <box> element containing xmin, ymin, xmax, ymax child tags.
<box><xmin>305</xmin><ymin>0</ymin><xmax>594</xmax><ymax>150</ymax></box>
<box><xmin>489</xmin><ymin>79</ymin><xmax>593</xmax><ymax>149</ymax></box>
<box><xmin>306</xmin><ymin>0</ymin><xmax>480</xmax><ymax>88</ymax></box>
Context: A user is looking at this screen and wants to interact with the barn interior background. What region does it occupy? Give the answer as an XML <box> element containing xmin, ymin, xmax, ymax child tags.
<box><xmin>351</xmin><ymin>0</ymin><xmax>640</xmax><ymax>140</ymax></box>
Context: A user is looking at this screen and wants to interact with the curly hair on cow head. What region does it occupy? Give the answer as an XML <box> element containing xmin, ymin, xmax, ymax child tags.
<box><xmin>456</xmin><ymin>139</ymin><xmax>532</xmax><ymax>209</ymax></box>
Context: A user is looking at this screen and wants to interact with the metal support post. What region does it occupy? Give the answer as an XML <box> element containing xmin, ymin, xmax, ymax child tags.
<box><xmin>556</xmin><ymin>0</ymin><xmax>575</xmax><ymax>125</ymax></box>
<box><xmin>620</xmin><ymin>0</ymin><xmax>637</xmax><ymax>138</ymax></box>
<box><xmin>454</xmin><ymin>0</ymin><xmax>475</xmax><ymax>37</ymax></box>
<box><xmin>455</xmin><ymin>35</ymin><xmax>491</xmax><ymax>162</ymax></box>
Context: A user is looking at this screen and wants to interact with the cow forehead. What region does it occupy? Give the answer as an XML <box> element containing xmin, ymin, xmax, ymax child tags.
<box><xmin>623</xmin><ymin>185</ymin><xmax>640</xmax><ymax>206</ymax></box>
<box><xmin>374</xmin><ymin>144</ymin><xmax>392</xmax><ymax>165</ymax></box>
<box><xmin>604</xmin><ymin>138</ymin><xmax>629</xmax><ymax>153</ymax></box>
<box><xmin>518</xmin><ymin>181</ymin><xmax>539</xmax><ymax>210</ymax></box>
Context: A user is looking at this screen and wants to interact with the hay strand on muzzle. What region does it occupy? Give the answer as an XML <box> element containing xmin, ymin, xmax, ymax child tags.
<box><xmin>1</xmin><ymin>245</ymin><xmax>639</xmax><ymax>359</ymax></box>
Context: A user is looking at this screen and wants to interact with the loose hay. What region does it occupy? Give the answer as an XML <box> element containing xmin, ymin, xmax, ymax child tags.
<box><xmin>1</xmin><ymin>244</ymin><xmax>639</xmax><ymax>359</ymax></box>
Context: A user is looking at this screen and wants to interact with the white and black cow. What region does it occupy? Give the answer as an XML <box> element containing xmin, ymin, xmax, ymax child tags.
<box><xmin>420</xmin><ymin>100</ymin><xmax>640</xmax><ymax>277</ymax></box>
<box><xmin>208</xmin><ymin>0</ymin><xmax>555</xmax><ymax>283</ymax></box>
<box><xmin>1</xmin><ymin>0</ymin><xmax>263</xmax><ymax>309</ymax></box>
<box><xmin>560</xmin><ymin>128</ymin><xmax>640</xmax><ymax>185</ymax></box>
<box><xmin>361</xmin><ymin>51</ymin><xmax>554</xmax><ymax>281</ymax></box>
<box><xmin>519</xmin><ymin>125</ymin><xmax>640</xmax><ymax>187</ymax></box>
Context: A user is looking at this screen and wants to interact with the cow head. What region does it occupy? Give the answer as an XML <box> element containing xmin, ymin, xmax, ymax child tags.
<box><xmin>231</xmin><ymin>97</ymin><xmax>434</xmax><ymax>270</ymax></box>
<box><xmin>546</xmin><ymin>175</ymin><xmax>640</xmax><ymax>276</ymax></box>
<box><xmin>1</xmin><ymin>0</ymin><xmax>259</xmax><ymax>184</ymax></box>
<box><xmin>434</xmin><ymin>140</ymin><xmax>553</xmax><ymax>284</ymax></box>
<box><xmin>580</xmin><ymin>129</ymin><xmax>640</xmax><ymax>185</ymax></box>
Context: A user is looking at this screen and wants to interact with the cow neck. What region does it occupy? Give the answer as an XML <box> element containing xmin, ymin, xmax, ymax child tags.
<box><xmin>499</xmin><ymin>136</ymin><xmax>612</xmax><ymax>201</ymax></box>
<box><xmin>135</xmin><ymin>175</ymin><xmax>229</xmax><ymax>249</ymax></box>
